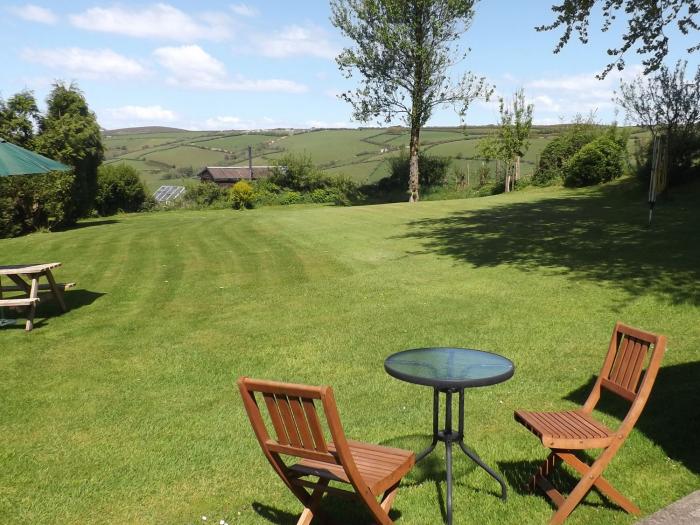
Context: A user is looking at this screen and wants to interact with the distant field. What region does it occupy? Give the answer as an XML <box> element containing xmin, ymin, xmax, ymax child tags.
<box><xmin>103</xmin><ymin>126</ymin><xmax>648</xmax><ymax>191</ymax></box>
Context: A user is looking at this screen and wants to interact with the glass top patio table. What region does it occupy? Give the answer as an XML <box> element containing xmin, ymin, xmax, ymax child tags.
<box><xmin>384</xmin><ymin>347</ymin><xmax>514</xmax><ymax>390</ymax></box>
<box><xmin>384</xmin><ymin>347</ymin><xmax>515</xmax><ymax>524</ymax></box>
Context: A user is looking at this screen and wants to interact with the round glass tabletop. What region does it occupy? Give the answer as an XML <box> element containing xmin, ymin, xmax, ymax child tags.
<box><xmin>384</xmin><ymin>347</ymin><xmax>514</xmax><ymax>389</ymax></box>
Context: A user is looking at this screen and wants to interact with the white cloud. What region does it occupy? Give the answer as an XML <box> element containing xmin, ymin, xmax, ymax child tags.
<box><xmin>21</xmin><ymin>48</ymin><xmax>146</xmax><ymax>79</ymax></box>
<box><xmin>256</xmin><ymin>24</ymin><xmax>339</xmax><ymax>59</ymax></box>
<box><xmin>153</xmin><ymin>45</ymin><xmax>307</xmax><ymax>93</ymax></box>
<box><xmin>154</xmin><ymin>45</ymin><xmax>227</xmax><ymax>87</ymax></box>
<box><xmin>230</xmin><ymin>3</ymin><xmax>258</xmax><ymax>17</ymax></box>
<box><xmin>305</xmin><ymin>120</ymin><xmax>355</xmax><ymax>129</ymax></box>
<box><xmin>106</xmin><ymin>105</ymin><xmax>178</xmax><ymax>123</ymax></box>
<box><xmin>204</xmin><ymin>115</ymin><xmax>292</xmax><ymax>130</ymax></box>
<box><xmin>69</xmin><ymin>3</ymin><xmax>232</xmax><ymax>41</ymax></box>
<box><xmin>523</xmin><ymin>66</ymin><xmax>644</xmax><ymax>123</ymax></box>
<box><xmin>7</xmin><ymin>4</ymin><xmax>57</xmax><ymax>24</ymax></box>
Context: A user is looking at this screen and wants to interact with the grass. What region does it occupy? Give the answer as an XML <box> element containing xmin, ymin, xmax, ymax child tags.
<box><xmin>1</xmin><ymin>179</ymin><xmax>697</xmax><ymax>525</ymax></box>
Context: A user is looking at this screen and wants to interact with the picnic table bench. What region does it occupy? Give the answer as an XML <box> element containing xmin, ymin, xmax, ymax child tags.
<box><xmin>0</xmin><ymin>263</ymin><xmax>72</xmax><ymax>331</ymax></box>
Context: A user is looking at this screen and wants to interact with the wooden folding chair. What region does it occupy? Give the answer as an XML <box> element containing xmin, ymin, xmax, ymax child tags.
<box><xmin>514</xmin><ymin>322</ymin><xmax>667</xmax><ymax>525</ymax></box>
<box><xmin>238</xmin><ymin>377</ymin><xmax>415</xmax><ymax>525</ymax></box>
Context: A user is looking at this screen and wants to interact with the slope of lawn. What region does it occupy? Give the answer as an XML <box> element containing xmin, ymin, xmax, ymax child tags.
<box><xmin>1</xmin><ymin>179</ymin><xmax>698</xmax><ymax>525</ymax></box>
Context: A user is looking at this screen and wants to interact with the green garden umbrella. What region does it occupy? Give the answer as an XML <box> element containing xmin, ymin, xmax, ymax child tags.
<box><xmin>0</xmin><ymin>138</ymin><xmax>70</xmax><ymax>176</ymax></box>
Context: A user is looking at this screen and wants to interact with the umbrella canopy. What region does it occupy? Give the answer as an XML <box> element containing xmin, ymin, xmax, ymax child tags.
<box><xmin>0</xmin><ymin>138</ymin><xmax>70</xmax><ymax>176</ymax></box>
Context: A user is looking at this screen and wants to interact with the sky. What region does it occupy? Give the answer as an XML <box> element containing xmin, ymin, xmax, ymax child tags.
<box><xmin>1</xmin><ymin>1</ymin><xmax>698</xmax><ymax>130</ymax></box>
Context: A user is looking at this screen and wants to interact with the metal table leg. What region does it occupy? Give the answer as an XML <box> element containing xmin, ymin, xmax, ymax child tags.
<box><xmin>416</xmin><ymin>387</ymin><xmax>507</xmax><ymax>524</ymax></box>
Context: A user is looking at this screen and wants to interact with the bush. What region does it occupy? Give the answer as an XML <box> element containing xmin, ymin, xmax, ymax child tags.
<box><xmin>271</xmin><ymin>153</ymin><xmax>329</xmax><ymax>192</ymax></box>
<box><xmin>183</xmin><ymin>182</ymin><xmax>226</xmax><ymax>208</ymax></box>
<box><xmin>564</xmin><ymin>133</ymin><xmax>627</xmax><ymax>187</ymax></box>
<box><xmin>229</xmin><ymin>180</ymin><xmax>254</xmax><ymax>209</ymax></box>
<box><xmin>533</xmin><ymin>123</ymin><xmax>602</xmax><ymax>186</ymax></box>
<box><xmin>95</xmin><ymin>164</ymin><xmax>149</xmax><ymax>216</ymax></box>
<box><xmin>383</xmin><ymin>152</ymin><xmax>451</xmax><ymax>191</ymax></box>
<box><xmin>278</xmin><ymin>191</ymin><xmax>303</xmax><ymax>205</ymax></box>
<box><xmin>0</xmin><ymin>171</ymin><xmax>76</xmax><ymax>238</ymax></box>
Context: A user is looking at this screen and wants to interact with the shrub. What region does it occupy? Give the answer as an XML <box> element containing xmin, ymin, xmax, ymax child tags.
<box><xmin>309</xmin><ymin>188</ymin><xmax>336</xmax><ymax>203</ymax></box>
<box><xmin>271</xmin><ymin>153</ymin><xmax>329</xmax><ymax>192</ymax></box>
<box><xmin>0</xmin><ymin>171</ymin><xmax>76</xmax><ymax>238</ymax></box>
<box><xmin>278</xmin><ymin>191</ymin><xmax>303</xmax><ymax>205</ymax></box>
<box><xmin>564</xmin><ymin>133</ymin><xmax>627</xmax><ymax>187</ymax></box>
<box><xmin>95</xmin><ymin>163</ymin><xmax>149</xmax><ymax>216</ymax></box>
<box><xmin>183</xmin><ymin>182</ymin><xmax>226</xmax><ymax>208</ymax></box>
<box><xmin>327</xmin><ymin>175</ymin><xmax>361</xmax><ymax>205</ymax></box>
<box><xmin>381</xmin><ymin>152</ymin><xmax>451</xmax><ymax>191</ymax></box>
<box><xmin>533</xmin><ymin>123</ymin><xmax>602</xmax><ymax>186</ymax></box>
<box><xmin>229</xmin><ymin>180</ymin><xmax>254</xmax><ymax>209</ymax></box>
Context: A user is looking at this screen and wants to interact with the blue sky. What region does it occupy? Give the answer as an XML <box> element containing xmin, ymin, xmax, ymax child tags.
<box><xmin>2</xmin><ymin>1</ymin><xmax>698</xmax><ymax>130</ymax></box>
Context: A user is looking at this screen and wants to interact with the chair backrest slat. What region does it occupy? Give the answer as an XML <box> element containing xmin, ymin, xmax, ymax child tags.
<box><xmin>275</xmin><ymin>395</ymin><xmax>303</xmax><ymax>447</ymax></box>
<box><xmin>288</xmin><ymin>396</ymin><xmax>315</xmax><ymax>450</ymax></box>
<box><xmin>302</xmin><ymin>397</ymin><xmax>328</xmax><ymax>453</ymax></box>
<box><xmin>598</xmin><ymin>322</ymin><xmax>664</xmax><ymax>403</ymax></box>
<box><xmin>263</xmin><ymin>393</ymin><xmax>290</xmax><ymax>445</ymax></box>
<box><xmin>239</xmin><ymin>378</ymin><xmax>337</xmax><ymax>464</ymax></box>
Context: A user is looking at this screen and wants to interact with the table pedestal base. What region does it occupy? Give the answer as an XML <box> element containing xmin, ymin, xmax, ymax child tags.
<box><xmin>416</xmin><ymin>387</ymin><xmax>507</xmax><ymax>525</ymax></box>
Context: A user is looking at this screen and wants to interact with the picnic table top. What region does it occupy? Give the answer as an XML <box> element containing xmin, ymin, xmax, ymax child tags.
<box><xmin>0</xmin><ymin>263</ymin><xmax>61</xmax><ymax>275</ymax></box>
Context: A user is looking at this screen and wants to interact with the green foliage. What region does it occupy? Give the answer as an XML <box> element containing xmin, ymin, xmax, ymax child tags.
<box><xmin>0</xmin><ymin>90</ymin><xmax>39</xmax><ymax>148</ymax></box>
<box><xmin>384</xmin><ymin>152</ymin><xmax>451</xmax><ymax>190</ymax></box>
<box><xmin>34</xmin><ymin>82</ymin><xmax>104</xmax><ymax>220</ymax></box>
<box><xmin>618</xmin><ymin>61</ymin><xmax>700</xmax><ymax>184</ymax></box>
<box><xmin>95</xmin><ymin>164</ymin><xmax>149</xmax><ymax>216</ymax></box>
<box><xmin>539</xmin><ymin>0</ymin><xmax>699</xmax><ymax>77</ymax></box>
<box><xmin>271</xmin><ymin>152</ymin><xmax>328</xmax><ymax>192</ymax></box>
<box><xmin>533</xmin><ymin>119</ymin><xmax>602</xmax><ymax>186</ymax></box>
<box><xmin>183</xmin><ymin>182</ymin><xmax>226</xmax><ymax>208</ymax></box>
<box><xmin>229</xmin><ymin>181</ymin><xmax>254</xmax><ymax>210</ymax></box>
<box><xmin>278</xmin><ymin>190</ymin><xmax>303</xmax><ymax>205</ymax></box>
<box><xmin>268</xmin><ymin>153</ymin><xmax>360</xmax><ymax>205</ymax></box>
<box><xmin>564</xmin><ymin>132</ymin><xmax>628</xmax><ymax>187</ymax></box>
<box><xmin>479</xmin><ymin>89</ymin><xmax>534</xmax><ymax>191</ymax></box>
<box><xmin>0</xmin><ymin>171</ymin><xmax>76</xmax><ymax>238</ymax></box>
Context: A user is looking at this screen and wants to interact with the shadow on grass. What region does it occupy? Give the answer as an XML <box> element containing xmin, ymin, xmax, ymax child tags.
<box><xmin>564</xmin><ymin>361</ymin><xmax>700</xmax><ymax>475</ymax></box>
<box><xmin>401</xmin><ymin>181</ymin><xmax>700</xmax><ymax>305</ymax></box>
<box><xmin>252</xmin><ymin>498</ymin><xmax>401</xmax><ymax>525</ymax></box>
<box><xmin>381</xmin><ymin>434</ymin><xmax>503</xmax><ymax>521</ymax></box>
<box><xmin>57</xmin><ymin>219</ymin><xmax>120</xmax><ymax>231</ymax></box>
<box><xmin>0</xmin><ymin>289</ymin><xmax>105</xmax><ymax>330</ymax></box>
<box><xmin>497</xmin><ymin>458</ymin><xmax>619</xmax><ymax>512</ymax></box>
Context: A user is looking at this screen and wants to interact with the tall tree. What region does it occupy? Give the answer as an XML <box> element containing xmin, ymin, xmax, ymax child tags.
<box><xmin>34</xmin><ymin>82</ymin><xmax>104</xmax><ymax>219</ymax></box>
<box><xmin>538</xmin><ymin>0</ymin><xmax>700</xmax><ymax>78</ymax></box>
<box><xmin>0</xmin><ymin>90</ymin><xmax>39</xmax><ymax>148</ymax></box>
<box><xmin>617</xmin><ymin>60</ymin><xmax>700</xmax><ymax>181</ymax></box>
<box><xmin>331</xmin><ymin>0</ymin><xmax>491</xmax><ymax>202</ymax></box>
<box><xmin>478</xmin><ymin>89</ymin><xmax>533</xmax><ymax>192</ymax></box>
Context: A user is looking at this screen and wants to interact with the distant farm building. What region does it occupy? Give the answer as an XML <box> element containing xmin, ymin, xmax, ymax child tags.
<box><xmin>198</xmin><ymin>166</ymin><xmax>274</xmax><ymax>188</ymax></box>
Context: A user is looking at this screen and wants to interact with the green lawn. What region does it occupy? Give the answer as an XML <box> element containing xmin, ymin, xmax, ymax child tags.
<box><xmin>1</xmin><ymin>179</ymin><xmax>698</xmax><ymax>525</ymax></box>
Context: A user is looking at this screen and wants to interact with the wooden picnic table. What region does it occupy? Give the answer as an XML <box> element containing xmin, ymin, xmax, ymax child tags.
<box><xmin>0</xmin><ymin>263</ymin><xmax>73</xmax><ymax>331</ymax></box>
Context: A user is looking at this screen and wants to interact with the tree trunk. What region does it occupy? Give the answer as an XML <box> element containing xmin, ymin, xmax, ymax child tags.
<box><xmin>408</xmin><ymin>125</ymin><xmax>420</xmax><ymax>202</ymax></box>
<box><xmin>504</xmin><ymin>160</ymin><xmax>510</xmax><ymax>193</ymax></box>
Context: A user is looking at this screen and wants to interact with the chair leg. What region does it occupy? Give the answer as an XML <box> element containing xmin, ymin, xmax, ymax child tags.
<box><xmin>380</xmin><ymin>481</ymin><xmax>400</xmax><ymax>513</ymax></box>
<box><xmin>556</xmin><ymin>452</ymin><xmax>640</xmax><ymax>516</ymax></box>
<box><xmin>527</xmin><ymin>452</ymin><xmax>560</xmax><ymax>493</ymax></box>
<box><xmin>548</xmin><ymin>470</ymin><xmax>597</xmax><ymax>525</ymax></box>
<box><xmin>297</xmin><ymin>479</ymin><xmax>329</xmax><ymax>525</ymax></box>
